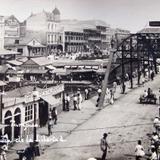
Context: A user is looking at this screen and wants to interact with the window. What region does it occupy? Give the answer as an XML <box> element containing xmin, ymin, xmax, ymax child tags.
<box><xmin>25</xmin><ymin>104</ymin><xmax>33</xmax><ymax>121</ymax></box>
<box><xmin>17</xmin><ymin>48</ymin><xmax>23</xmax><ymax>53</ymax></box>
<box><xmin>15</xmin><ymin>40</ymin><xmax>19</xmax><ymax>44</ymax></box>
<box><xmin>47</xmin><ymin>34</ymin><xmax>50</xmax><ymax>43</ymax></box>
<box><xmin>55</xmin><ymin>35</ymin><xmax>57</xmax><ymax>42</ymax></box>
<box><xmin>59</xmin><ymin>36</ymin><xmax>62</xmax><ymax>42</ymax></box>
<box><xmin>51</xmin><ymin>35</ymin><xmax>53</xmax><ymax>43</ymax></box>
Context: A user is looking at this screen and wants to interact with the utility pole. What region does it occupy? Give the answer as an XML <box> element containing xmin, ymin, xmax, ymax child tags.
<box><xmin>97</xmin><ymin>40</ymin><xmax>115</xmax><ymax>109</ymax></box>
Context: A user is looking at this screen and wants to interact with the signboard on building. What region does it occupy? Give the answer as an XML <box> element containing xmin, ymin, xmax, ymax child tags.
<box><xmin>24</xmin><ymin>84</ymin><xmax>64</xmax><ymax>104</ymax></box>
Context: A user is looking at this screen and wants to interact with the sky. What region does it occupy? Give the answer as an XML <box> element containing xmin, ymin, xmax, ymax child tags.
<box><xmin>1</xmin><ymin>0</ymin><xmax>160</xmax><ymax>33</ymax></box>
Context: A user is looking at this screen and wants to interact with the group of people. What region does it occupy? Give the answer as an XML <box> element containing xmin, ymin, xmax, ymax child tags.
<box><xmin>134</xmin><ymin>116</ymin><xmax>160</xmax><ymax>160</ymax></box>
<box><xmin>96</xmin><ymin>81</ymin><xmax>117</xmax><ymax>107</ymax></box>
<box><xmin>47</xmin><ymin>88</ymin><xmax>91</xmax><ymax>136</ymax></box>
<box><xmin>143</xmin><ymin>88</ymin><xmax>156</xmax><ymax>99</ymax></box>
<box><xmin>63</xmin><ymin>88</ymin><xmax>90</xmax><ymax>111</ymax></box>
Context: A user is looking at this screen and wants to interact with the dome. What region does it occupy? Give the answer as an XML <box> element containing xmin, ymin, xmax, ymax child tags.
<box><xmin>52</xmin><ymin>7</ymin><xmax>60</xmax><ymax>15</ymax></box>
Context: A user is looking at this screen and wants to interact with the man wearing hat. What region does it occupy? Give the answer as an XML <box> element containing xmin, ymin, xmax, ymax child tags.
<box><xmin>100</xmin><ymin>133</ymin><xmax>110</xmax><ymax>160</ymax></box>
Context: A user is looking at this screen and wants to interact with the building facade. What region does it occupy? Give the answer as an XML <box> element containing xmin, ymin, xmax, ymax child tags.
<box><xmin>26</xmin><ymin>8</ymin><xmax>64</xmax><ymax>53</ymax></box>
<box><xmin>4</xmin><ymin>15</ymin><xmax>20</xmax><ymax>38</ymax></box>
<box><xmin>64</xmin><ymin>30</ymin><xmax>85</xmax><ymax>52</ymax></box>
<box><xmin>1</xmin><ymin>84</ymin><xmax>64</xmax><ymax>141</ymax></box>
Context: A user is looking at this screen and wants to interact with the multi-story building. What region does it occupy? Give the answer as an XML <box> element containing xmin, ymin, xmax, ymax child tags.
<box><xmin>61</xmin><ymin>19</ymin><xmax>111</xmax><ymax>52</ymax></box>
<box><xmin>0</xmin><ymin>16</ymin><xmax>5</xmax><ymax>49</ymax></box>
<box><xmin>64</xmin><ymin>29</ymin><xmax>85</xmax><ymax>52</ymax></box>
<box><xmin>26</xmin><ymin>8</ymin><xmax>64</xmax><ymax>52</ymax></box>
<box><xmin>4</xmin><ymin>15</ymin><xmax>20</xmax><ymax>38</ymax></box>
<box><xmin>115</xmin><ymin>28</ymin><xmax>130</xmax><ymax>45</ymax></box>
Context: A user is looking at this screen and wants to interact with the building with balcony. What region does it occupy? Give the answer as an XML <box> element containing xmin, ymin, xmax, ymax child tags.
<box><xmin>64</xmin><ymin>29</ymin><xmax>85</xmax><ymax>52</ymax></box>
<box><xmin>61</xmin><ymin>19</ymin><xmax>111</xmax><ymax>52</ymax></box>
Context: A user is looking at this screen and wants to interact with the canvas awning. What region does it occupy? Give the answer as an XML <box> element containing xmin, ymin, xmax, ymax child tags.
<box><xmin>41</xmin><ymin>95</ymin><xmax>60</xmax><ymax>107</ymax></box>
<box><xmin>46</xmin><ymin>65</ymin><xmax>56</xmax><ymax>70</ymax></box>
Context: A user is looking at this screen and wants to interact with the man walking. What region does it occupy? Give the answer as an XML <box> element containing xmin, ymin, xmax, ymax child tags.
<box><xmin>48</xmin><ymin>117</ymin><xmax>53</xmax><ymax>136</ymax></box>
<box><xmin>100</xmin><ymin>133</ymin><xmax>110</xmax><ymax>160</ymax></box>
<box><xmin>52</xmin><ymin>107</ymin><xmax>58</xmax><ymax>125</ymax></box>
<box><xmin>65</xmin><ymin>93</ymin><xmax>70</xmax><ymax>111</ymax></box>
<box><xmin>85</xmin><ymin>88</ymin><xmax>89</xmax><ymax>100</ymax></box>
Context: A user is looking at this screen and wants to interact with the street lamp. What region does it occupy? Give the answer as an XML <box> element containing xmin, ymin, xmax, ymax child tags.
<box><xmin>32</xmin><ymin>86</ymin><xmax>40</xmax><ymax>159</ymax></box>
<box><xmin>32</xmin><ymin>86</ymin><xmax>39</xmax><ymax>143</ymax></box>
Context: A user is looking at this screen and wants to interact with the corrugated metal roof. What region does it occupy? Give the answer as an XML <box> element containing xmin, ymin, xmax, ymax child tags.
<box><xmin>7</xmin><ymin>60</ymin><xmax>23</xmax><ymax>66</ymax></box>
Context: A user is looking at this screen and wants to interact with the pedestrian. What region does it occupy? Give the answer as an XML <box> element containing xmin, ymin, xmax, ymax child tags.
<box><xmin>73</xmin><ymin>94</ymin><xmax>78</xmax><ymax>110</ymax></box>
<box><xmin>100</xmin><ymin>133</ymin><xmax>110</xmax><ymax>160</ymax></box>
<box><xmin>77</xmin><ymin>93</ymin><xmax>83</xmax><ymax>110</ymax></box>
<box><xmin>149</xmin><ymin>147</ymin><xmax>158</xmax><ymax>160</ymax></box>
<box><xmin>0</xmin><ymin>144</ymin><xmax>7</xmax><ymax>160</ymax></box>
<box><xmin>120</xmin><ymin>83</ymin><xmax>126</xmax><ymax>93</ymax></box>
<box><xmin>151</xmin><ymin>70</ymin><xmax>155</xmax><ymax>81</ymax></box>
<box><xmin>48</xmin><ymin>117</ymin><xmax>53</xmax><ymax>136</ymax></box>
<box><xmin>110</xmin><ymin>89</ymin><xmax>114</xmax><ymax>104</ymax></box>
<box><xmin>112</xmin><ymin>81</ymin><xmax>117</xmax><ymax>94</ymax></box>
<box><xmin>85</xmin><ymin>88</ymin><xmax>89</xmax><ymax>100</ymax></box>
<box><xmin>125</xmin><ymin>73</ymin><xmax>129</xmax><ymax>81</ymax></box>
<box><xmin>24</xmin><ymin>145</ymin><xmax>34</xmax><ymax>160</ymax></box>
<box><xmin>105</xmin><ymin>87</ymin><xmax>110</xmax><ymax>103</ymax></box>
<box><xmin>52</xmin><ymin>107</ymin><xmax>58</xmax><ymax>125</ymax></box>
<box><xmin>153</xmin><ymin>117</ymin><xmax>160</xmax><ymax>134</ymax></box>
<box><xmin>98</xmin><ymin>88</ymin><xmax>102</xmax><ymax>97</ymax></box>
<box><xmin>65</xmin><ymin>93</ymin><xmax>70</xmax><ymax>111</ymax></box>
<box><xmin>116</xmin><ymin>76</ymin><xmax>121</xmax><ymax>85</ymax></box>
<box><xmin>135</xmin><ymin>140</ymin><xmax>145</xmax><ymax>160</ymax></box>
<box><xmin>143</xmin><ymin>90</ymin><xmax>148</xmax><ymax>98</ymax></box>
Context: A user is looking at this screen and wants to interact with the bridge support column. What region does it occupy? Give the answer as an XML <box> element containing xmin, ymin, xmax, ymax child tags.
<box><xmin>121</xmin><ymin>44</ymin><xmax>125</xmax><ymax>94</ymax></box>
<box><xmin>130</xmin><ymin>38</ymin><xmax>133</xmax><ymax>89</ymax></box>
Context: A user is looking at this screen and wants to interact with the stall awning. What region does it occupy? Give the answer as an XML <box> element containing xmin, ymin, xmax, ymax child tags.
<box><xmin>24</xmin><ymin>69</ymin><xmax>48</xmax><ymax>74</ymax></box>
<box><xmin>46</xmin><ymin>65</ymin><xmax>56</xmax><ymax>70</ymax></box>
<box><xmin>40</xmin><ymin>95</ymin><xmax>60</xmax><ymax>107</ymax></box>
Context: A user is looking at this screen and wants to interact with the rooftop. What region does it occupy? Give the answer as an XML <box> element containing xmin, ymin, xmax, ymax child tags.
<box><xmin>31</xmin><ymin>57</ymin><xmax>52</xmax><ymax>66</ymax></box>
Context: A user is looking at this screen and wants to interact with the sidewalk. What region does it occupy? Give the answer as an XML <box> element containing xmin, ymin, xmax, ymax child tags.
<box><xmin>7</xmin><ymin>75</ymin><xmax>154</xmax><ymax>160</ymax></box>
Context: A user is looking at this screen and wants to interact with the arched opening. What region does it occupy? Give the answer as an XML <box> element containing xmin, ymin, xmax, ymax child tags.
<box><xmin>57</xmin><ymin>45</ymin><xmax>63</xmax><ymax>51</ymax></box>
<box><xmin>14</xmin><ymin>108</ymin><xmax>21</xmax><ymax>139</ymax></box>
<box><xmin>4</xmin><ymin>111</ymin><xmax>12</xmax><ymax>140</ymax></box>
